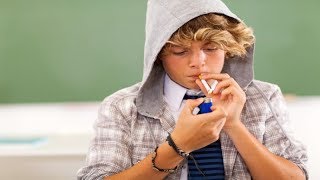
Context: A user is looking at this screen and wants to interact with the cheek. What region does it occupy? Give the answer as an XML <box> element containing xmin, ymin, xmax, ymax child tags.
<box><xmin>162</xmin><ymin>59</ymin><xmax>179</xmax><ymax>76</ymax></box>
<box><xmin>211</xmin><ymin>54</ymin><xmax>224</xmax><ymax>63</ymax></box>
<box><xmin>162</xmin><ymin>59</ymin><xmax>174</xmax><ymax>72</ymax></box>
<box><xmin>162</xmin><ymin>57</ymin><xmax>185</xmax><ymax>71</ymax></box>
<box><xmin>216</xmin><ymin>50</ymin><xmax>226</xmax><ymax>61</ymax></box>
<box><xmin>207</xmin><ymin>53</ymin><xmax>225</xmax><ymax>72</ymax></box>
<box><xmin>215</xmin><ymin>51</ymin><xmax>225</xmax><ymax>65</ymax></box>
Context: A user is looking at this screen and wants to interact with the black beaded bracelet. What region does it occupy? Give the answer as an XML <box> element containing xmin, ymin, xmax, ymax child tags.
<box><xmin>151</xmin><ymin>146</ymin><xmax>178</xmax><ymax>173</ymax></box>
<box><xmin>166</xmin><ymin>133</ymin><xmax>189</xmax><ymax>158</ymax></box>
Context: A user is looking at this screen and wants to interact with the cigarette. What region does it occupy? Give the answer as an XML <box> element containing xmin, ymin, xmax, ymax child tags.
<box><xmin>210</xmin><ymin>80</ymin><xmax>218</xmax><ymax>91</ymax></box>
<box><xmin>200</xmin><ymin>79</ymin><xmax>213</xmax><ymax>94</ymax></box>
<box><xmin>199</xmin><ymin>75</ymin><xmax>218</xmax><ymax>94</ymax></box>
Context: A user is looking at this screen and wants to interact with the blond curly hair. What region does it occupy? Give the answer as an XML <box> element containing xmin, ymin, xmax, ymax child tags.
<box><xmin>160</xmin><ymin>13</ymin><xmax>255</xmax><ymax>58</ymax></box>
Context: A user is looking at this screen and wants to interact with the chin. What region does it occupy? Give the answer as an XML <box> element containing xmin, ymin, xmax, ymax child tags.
<box><xmin>184</xmin><ymin>83</ymin><xmax>200</xmax><ymax>90</ymax></box>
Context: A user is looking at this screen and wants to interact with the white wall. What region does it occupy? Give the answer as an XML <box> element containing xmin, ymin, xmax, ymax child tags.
<box><xmin>0</xmin><ymin>102</ymin><xmax>97</xmax><ymax>180</ymax></box>
<box><xmin>286</xmin><ymin>97</ymin><xmax>320</xmax><ymax>180</ymax></box>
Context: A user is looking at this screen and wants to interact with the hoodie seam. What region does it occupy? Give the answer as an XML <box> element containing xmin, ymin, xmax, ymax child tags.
<box><xmin>156</xmin><ymin>1</ymin><xmax>184</xmax><ymax>23</ymax></box>
<box><xmin>251</xmin><ymin>82</ymin><xmax>295</xmax><ymax>144</ymax></box>
<box><xmin>252</xmin><ymin>82</ymin><xmax>308</xmax><ymax>179</ymax></box>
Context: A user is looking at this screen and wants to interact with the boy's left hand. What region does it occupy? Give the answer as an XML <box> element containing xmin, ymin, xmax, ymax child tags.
<box><xmin>196</xmin><ymin>73</ymin><xmax>246</xmax><ymax>130</ymax></box>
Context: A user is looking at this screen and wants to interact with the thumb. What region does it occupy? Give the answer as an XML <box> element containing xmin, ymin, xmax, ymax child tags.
<box><xmin>211</xmin><ymin>105</ymin><xmax>228</xmax><ymax>117</ymax></box>
<box><xmin>183</xmin><ymin>98</ymin><xmax>204</xmax><ymax>114</ymax></box>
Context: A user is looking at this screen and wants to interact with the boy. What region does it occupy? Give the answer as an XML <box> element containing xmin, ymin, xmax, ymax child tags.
<box><xmin>78</xmin><ymin>0</ymin><xmax>308</xmax><ymax>179</ymax></box>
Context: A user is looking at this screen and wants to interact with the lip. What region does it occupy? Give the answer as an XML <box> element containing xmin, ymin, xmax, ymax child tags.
<box><xmin>188</xmin><ymin>75</ymin><xmax>200</xmax><ymax>79</ymax></box>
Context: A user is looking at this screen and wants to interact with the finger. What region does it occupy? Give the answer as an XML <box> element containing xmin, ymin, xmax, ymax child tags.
<box><xmin>216</xmin><ymin>118</ymin><xmax>226</xmax><ymax>131</ymax></box>
<box><xmin>220</xmin><ymin>86</ymin><xmax>235</xmax><ymax>101</ymax></box>
<box><xmin>200</xmin><ymin>106</ymin><xmax>227</xmax><ymax>123</ymax></box>
<box><xmin>183</xmin><ymin>98</ymin><xmax>204</xmax><ymax>114</ymax></box>
<box><xmin>210</xmin><ymin>105</ymin><xmax>217</xmax><ymax>111</ymax></box>
<box><xmin>213</xmin><ymin>78</ymin><xmax>241</xmax><ymax>94</ymax></box>
<box><xmin>201</xmin><ymin>73</ymin><xmax>230</xmax><ymax>81</ymax></box>
<box><xmin>210</xmin><ymin>105</ymin><xmax>227</xmax><ymax>114</ymax></box>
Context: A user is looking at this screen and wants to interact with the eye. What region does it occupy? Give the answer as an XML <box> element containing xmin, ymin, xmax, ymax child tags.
<box><xmin>172</xmin><ymin>51</ymin><xmax>187</xmax><ymax>56</ymax></box>
<box><xmin>204</xmin><ymin>47</ymin><xmax>218</xmax><ymax>52</ymax></box>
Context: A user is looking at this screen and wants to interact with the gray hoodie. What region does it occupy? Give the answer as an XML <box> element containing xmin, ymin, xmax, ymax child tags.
<box><xmin>137</xmin><ymin>0</ymin><xmax>254</xmax><ymax>118</ymax></box>
<box><xmin>77</xmin><ymin>0</ymin><xmax>308</xmax><ymax>179</ymax></box>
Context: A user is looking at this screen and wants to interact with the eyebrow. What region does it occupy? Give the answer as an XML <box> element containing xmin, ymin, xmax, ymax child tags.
<box><xmin>170</xmin><ymin>45</ymin><xmax>185</xmax><ymax>48</ymax></box>
<box><xmin>203</xmin><ymin>42</ymin><xmax>215</xmax><ymax>46</ymax></box>
<box><xmin>170</xmin><ymin>46</ymin><xmax>189</xmax><ymax>51</ymax></box>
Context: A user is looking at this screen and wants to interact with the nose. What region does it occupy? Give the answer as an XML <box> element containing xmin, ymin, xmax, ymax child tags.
<box><xmin>189</xmin><ymin>50</ymin><xmax>206</xmax><ymax>68</ymax></box>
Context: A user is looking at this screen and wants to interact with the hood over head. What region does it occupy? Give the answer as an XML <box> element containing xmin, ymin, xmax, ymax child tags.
<box><xmin>137</xmin><ymin>0</ymin><xmax>255</xmax><ymax>117</ymax></box>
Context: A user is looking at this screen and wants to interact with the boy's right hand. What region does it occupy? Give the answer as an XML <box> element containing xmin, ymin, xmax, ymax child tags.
<box><xmin>170</xmin><ymin>98</ymin><xmax>227</xmax><ymax>153</ymax></box>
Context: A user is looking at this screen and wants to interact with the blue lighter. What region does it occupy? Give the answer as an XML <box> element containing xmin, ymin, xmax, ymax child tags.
<box><xmin>198</xmin><ymin>97</ymin><xmax>213</xmax><ymax>114</ymax></box>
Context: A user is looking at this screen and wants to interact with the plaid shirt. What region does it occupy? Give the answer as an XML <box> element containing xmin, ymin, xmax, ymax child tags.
<box><xmin>77</xmin><ymin>80</ymin><xmax>308</xmax><ymax>180</ymax></box>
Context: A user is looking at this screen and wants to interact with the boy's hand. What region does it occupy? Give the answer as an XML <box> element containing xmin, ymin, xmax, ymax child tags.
<box><xmin>195</xmin><ymin>73</ymin><xmax>246</xmax><ymax>131</ymax></box>
<box><xmin>171</xmin><ymin>98</ymin><xmax>227</xmax><ymax>153</ymax></box>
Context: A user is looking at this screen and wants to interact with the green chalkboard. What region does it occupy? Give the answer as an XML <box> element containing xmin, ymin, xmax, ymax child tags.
<box><xmin>224</xmin><ymin>0</ymin><xmax>320</xmax><ymax>96</ymax></box>
<box><xmin>0</xmin><ymin>0</ymin><xmax>319</xmax><ymax>103</ymax></box>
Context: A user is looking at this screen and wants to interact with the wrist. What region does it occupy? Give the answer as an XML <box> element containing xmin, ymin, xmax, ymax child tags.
<box><xmin>223</xmin><ymin>119</ymin><xmax>243</xmax><ymax>134</ymax></box>
<box><xmin>170</xmin><ymin>131</ymin><xmax>191</xmax><ymax>154</ymax></box>
<box><xmin>151</xmin><ymin>146</ymin><xmax>178</xmax><ymax>173</ymax></box>
<box><xmin>151</xmin><ymin>142</ymin><xmax>184</xmax><ymax>173</ymax></box>
<box><xmin>166</xmin><ymin>133</ymin><xmax>189</xmax><ymax>158</ymax></box>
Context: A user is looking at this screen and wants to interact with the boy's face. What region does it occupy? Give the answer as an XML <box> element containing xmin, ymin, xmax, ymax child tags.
<box><xmin>161</xmin><ymin>41</ymin><xmax>225</xmax><ymax>89</ymax></box>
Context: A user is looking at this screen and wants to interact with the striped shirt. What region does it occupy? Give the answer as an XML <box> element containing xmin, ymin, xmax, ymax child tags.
<box><xmin>188</xmin><ymin>140</ymin><xmax>225</xmax><ymax>179</ymax></box>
